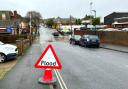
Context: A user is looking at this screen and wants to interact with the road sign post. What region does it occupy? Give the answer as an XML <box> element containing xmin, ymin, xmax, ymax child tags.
<box><xmin>34</xmin><ymin>44</ymin><xmax>62</xmax><ymax>84</ymax></box>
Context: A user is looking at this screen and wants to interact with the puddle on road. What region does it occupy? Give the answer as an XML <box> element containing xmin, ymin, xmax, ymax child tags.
<box><xmin>39</xmin><ymin>26</ymin><xmax>55</xmax><ymax>44</ymax></box>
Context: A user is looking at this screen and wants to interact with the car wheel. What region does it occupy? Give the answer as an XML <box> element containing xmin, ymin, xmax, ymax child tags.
<box><xmin>85</xmin><ymin>45</ymin><xmax>88</xmax><ymax>47</ymax></box>
<box><xmin>96</xmin><ymin>45</ymin><xmax>100</xmax><ymax>48</ymax></box>
<box><xmin>0</xmin><ymin>53</ymin><xmax>6</xmax><ymax>63</ymax></box>
<box><xmin>80</xmin><ymin>42</ymin><xmax>83</xmax><ymax>46</ymax></box>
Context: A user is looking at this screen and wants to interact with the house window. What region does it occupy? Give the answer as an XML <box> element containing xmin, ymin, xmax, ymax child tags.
<box><xmin>2</xmin><ymin>13</ymin><xmax>6</xmax><ymax>20</ymax></box>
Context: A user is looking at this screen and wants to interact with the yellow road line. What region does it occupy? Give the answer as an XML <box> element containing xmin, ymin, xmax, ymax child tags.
<box><xmin>54</xmin><ymin>69</ymin><xmax>64</xmax><ymax>89</ymax></box>
<box><xmin>54</xmin><ymin>69</ymin><xmax>68</xmax><ymax>89</ymax></box>
<box><xmin>56</xmin><ymin>70</ymin><xmax>68</xmax><ymax>89</ymax></box>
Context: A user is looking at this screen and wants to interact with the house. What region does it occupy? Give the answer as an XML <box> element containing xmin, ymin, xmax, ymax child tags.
<box><xmin>53</xmin><ymin>16</ymin><xmax>76</xmax><ymax>29</ymax></box>
<box><xmin>54</xmin><ymin>16</ymin><xmax>76</xmax><ymax>25</ymax></box>
<box><xmin>104</xmin><ymin>12</ymin><xmax>128</xmax><ymax>28</ymax></box>
<box><xmin>0</xmin><ymin>10</ymin><xmax>22</xmax><ymax>34</ymax></box>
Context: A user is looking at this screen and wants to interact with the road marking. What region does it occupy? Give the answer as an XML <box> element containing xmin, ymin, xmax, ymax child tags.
<box><xmin>54</xmin><ymin>69</ymin><xmax>68</xmax><ymax>89</ymax></box>
<box><xmin>54</xmin><ymin>69</ymin><xmax>64</xmax><ymax>89</ymax></box>
<box><xmin>56</xmin><ymin>70</ymin><xmax>68</xmax><ymax>89</ymax></box>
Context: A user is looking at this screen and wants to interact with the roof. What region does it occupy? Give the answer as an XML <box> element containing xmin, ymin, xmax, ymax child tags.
<box><xmin>105</xmin><ymin>12</ymin><xmax>128</xmax><ymax>18</ymax></box>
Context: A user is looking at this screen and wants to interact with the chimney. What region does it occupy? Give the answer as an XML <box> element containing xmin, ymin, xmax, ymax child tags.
<box><xmin>14</xmin><ymin>11</ymin><xmax>17</xmax><ymax>17</ymax></box>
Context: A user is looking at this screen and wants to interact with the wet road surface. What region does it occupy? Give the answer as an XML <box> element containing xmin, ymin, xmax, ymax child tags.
<box><xmin>40</xmin><ymin>27</ymin><xmax>128</xmax><ymax>89</ymax></box>
<box><xmin>52</xmin><ymin>42</ymin><xmax>128</xmax><ymax>89</ymax></box>
<box><xmin>0</xmin><ymin>26</ymin><xmax>128</xmax><ymax>89</ymax></box>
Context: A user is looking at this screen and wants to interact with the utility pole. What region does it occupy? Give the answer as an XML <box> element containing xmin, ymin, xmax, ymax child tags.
<box><xmin>92</xmin><ymin>10</ymin><xmax>97</xmax><ymax>34</ymax></box>
<box><xmin>92</xmin><ymin>10</ymin><xmax>96</xmax><ymax>19</ymax></box>
<box><xmin>90</xmin><ymin>2</ymin><xmax>93</xmax><ymax>26</ymax></box>
<box><xmin>29</xmin><ymin>12</ymin><xmax>32</xmax><ymax>35</ymax></box>
<box><xmin>70</xmin><ymin>15</ymin><xmax>73</xmax><ymax>36</ymax></box>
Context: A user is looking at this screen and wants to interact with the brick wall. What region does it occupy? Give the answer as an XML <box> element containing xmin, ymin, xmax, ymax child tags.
<box><xmin>0</xmin><ymin>34</ymin><xmax>28</xmax><ymax>43</ymax></box>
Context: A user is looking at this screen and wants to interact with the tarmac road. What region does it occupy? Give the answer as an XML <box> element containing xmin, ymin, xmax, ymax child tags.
<box><xmin>39</xmin><ymin>27</ymin><xmax>128</xmax><ymax>89</ymax></box>
<box><xmin>52</xmin><ymin>41</ymin><xmax>128</xmax><ymax>89</ymax></box>
<box><xmin>0</xmin><ymin>26</ymin><xmax>128</xmax><ymax>89</ymax></box>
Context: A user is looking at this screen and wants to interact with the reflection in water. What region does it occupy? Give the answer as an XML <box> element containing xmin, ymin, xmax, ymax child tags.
<box><xmin>39</xmin><ymin>26</ymin><xmax>55</xmax><ymax>44</ymax></box>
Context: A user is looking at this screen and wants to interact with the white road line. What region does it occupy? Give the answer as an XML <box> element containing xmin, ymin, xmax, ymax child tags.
<box><xmin>54</xmin><ymin>69</ymin><xmax>64</xmax><ymax>89</ymax></box>
<box><xmin>56</xmin><ymin>70</ymin><xmax>68</xmax><ymax>89</ymax></box>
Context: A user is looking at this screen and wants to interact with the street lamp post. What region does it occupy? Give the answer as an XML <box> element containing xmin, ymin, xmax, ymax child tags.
<box><xmin>90</xmin><ymin>2</ymin><xmax>93</xmax><ymax>30</ymax></box>
<box><xmin>70</xmin><ymin>15</ymin><xmax>73</xmax><ymax>36</ymax></box>
<box><xmin>29</xmin><ymin>13</ymin><xmax>32</xmax><ymax>35</ymax></box>
<box><xmin>90</xmin><ymin>2</ymin><xmax>93</xmax><ymax>17</ymax></box>
<box><xmin>92</xmin><ymin>10</ymin><xmax>96</xmax><ymax>19</ymax></box>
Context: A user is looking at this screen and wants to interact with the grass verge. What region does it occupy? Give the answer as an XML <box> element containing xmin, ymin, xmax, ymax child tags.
<box><xmin>0</xmin><ymin>59</ymin><xmax>18</xmax><ymax>80</ymax></box>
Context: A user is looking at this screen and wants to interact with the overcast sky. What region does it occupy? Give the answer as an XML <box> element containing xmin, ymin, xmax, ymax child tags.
<box><xmin>0</xmin><ymin>0</ymin><xmax>128</xmax><ymax>20</ymax></box>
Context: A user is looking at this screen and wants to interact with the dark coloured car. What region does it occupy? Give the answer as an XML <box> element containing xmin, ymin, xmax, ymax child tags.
<box><xmin>70</xmin><ymin>35</ymin><xmax>81</xmax><ymax>45</ymax></box>
<box><xmin>79</xmin><ymin>35</ymin><xmax>100</xmax><ymax>47</ymax></box>
<box><xmin>52</xmin><ymin>31</ymin><xmax>59</xmax><ymax>36</ymax></box>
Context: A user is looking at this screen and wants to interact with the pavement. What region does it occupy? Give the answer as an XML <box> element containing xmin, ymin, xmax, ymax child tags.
<box><xmin>100</xmin><ymin>43</ymin><xmax>128</xmax><ymax>53</ymax></box>
<box><xmin>0</xmin><ymin>59</ymin><xmax>18</xmax><ymax>80</ymax></box>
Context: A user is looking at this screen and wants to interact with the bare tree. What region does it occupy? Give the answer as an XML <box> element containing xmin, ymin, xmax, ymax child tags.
<box><xmin>26</xmin><ymin>11</ymin><xmax>42</xmax><ymax>26</ymax></box>
<box><xmin>26</xmin><ymin>11</ymin><xmax>42</xmax><ymax>35</ymax></box>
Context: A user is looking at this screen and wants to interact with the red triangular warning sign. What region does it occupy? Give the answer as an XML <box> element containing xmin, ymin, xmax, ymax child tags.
<box><xmin>34</xmin><ymin>44</ymin><xmax>62</xmax><ymax>69</ymax></box>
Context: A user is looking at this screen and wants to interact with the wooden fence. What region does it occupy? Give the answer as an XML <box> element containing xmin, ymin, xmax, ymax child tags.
<box><xmin>74</xmin><ymin>30</ymin><xmax>128</xmax><ymax>46</ymax></box>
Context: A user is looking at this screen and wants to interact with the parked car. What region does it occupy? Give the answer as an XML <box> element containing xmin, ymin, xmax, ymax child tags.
<box><xmin>60</xmin><ymin>29</ymin><xmax>72</xmax><ymax>35</ymax></box>
<box><xmin>70</xmin><ymin>35</ymin><xmax>81</xmax><ymax>45</ymax></box>
<box><xmin>52</xmin><ymin>31</ymin><xmax>59</xmax><ymax>36</ymax></box>
<box><xmin>0</xmin><ymin>41</ymin><xmax>18</xmax><ymax>63</ymax></box>
<box><xmin>79</xmin><ymin>35</ymin><xmax>100</xmax><ymax>47</ymax></box>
